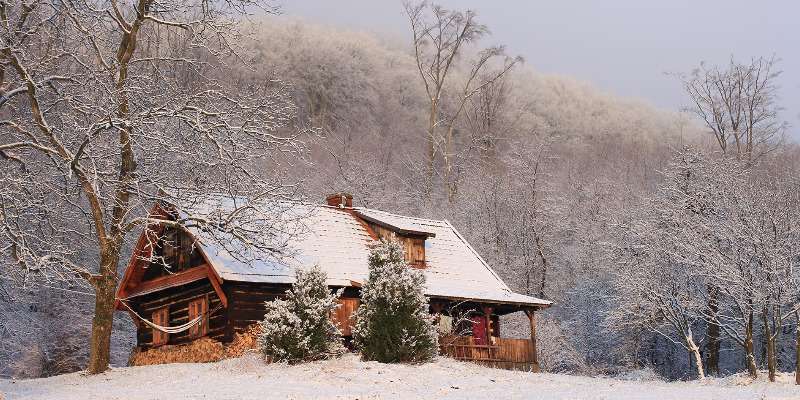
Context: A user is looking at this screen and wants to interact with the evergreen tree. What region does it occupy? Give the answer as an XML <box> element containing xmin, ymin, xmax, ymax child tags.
<box><xmin>258</xmin><ymin>266</ymin><xmax>344</xmax><ymax>362</ymax></box>
<box><xmin>353</xmin><ymin>240</ymin><xmax>438</xmax><ymax>363</ymax></box>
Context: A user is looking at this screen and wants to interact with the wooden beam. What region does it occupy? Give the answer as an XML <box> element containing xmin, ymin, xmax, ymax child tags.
<box><xmin>125</xmin><ymin>265</ymin><xmax>208</xmax><ymax>298</ymax></box>
<box><xmin>205</xmin><ymin>262</ymin><xmax>228</xmax><ymax>308</ymax></box>
<box><xmin>347</xmin><ymin>209</ymin><xmax>379</xmax><ymax>241</ymax></box>
<box><xmin>182</xmin><ymin>228</ymin><xmax>229</xmax><ymax>309</ymax></box>
<box><xmin>352</xmin><ymin>211</ymin><xmax>436</xmax><ymax>238</ymax></box>
<box><xmin>482</xmin><ymin>306</ymin><xmax>494</xmax><ymax>345</ymax></box>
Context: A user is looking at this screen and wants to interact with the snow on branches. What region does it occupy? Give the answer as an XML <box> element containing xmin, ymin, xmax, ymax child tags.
<box><xmin>258</xmin><ymin>266</ymin><xmax>345</xmax><ymax>363</ymax></box>
<box><xmin>612</xmin><ymin>147</ymin><xmax>800</xmax><ymax>380</ymax></box>
<box><xmin>352</xmin><ymin>240</ymin><xmax>438</xmax><ymax>363</ymax></box>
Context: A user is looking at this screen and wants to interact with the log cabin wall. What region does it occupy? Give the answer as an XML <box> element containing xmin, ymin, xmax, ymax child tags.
<box><xmin>333</xmin><ymin>298</ymin><xmax>360</xmax><ymax>336</ymax></box>
<box><xmin>223</xmin><ymin>281</ymin><xmax>289</xmax><ymax>340</ymax></box>
<box><xmin>131</xmin><ymin>279</ymin><xmax>225</xmax><ymax>348</ymax></box>
<box><xmin>222</xmin><ymin>282</ymin><xmax>363</xmax><ymax>340</ymax></box>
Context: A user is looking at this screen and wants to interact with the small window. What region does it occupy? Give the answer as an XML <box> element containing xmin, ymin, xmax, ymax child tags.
<box><xmin>188</xmin><ymin>296</ymin><xmax>209</xmax><ymax>338</ymax></box>
<box><xmin>152</xmin><ymin>306</ymin><xmax>169</xmax><ymax>346</ymax></box>
<box><xmin>409</xmin><ymin>238</ymin><xmax>426</xmax><ymax>267</ymax></box>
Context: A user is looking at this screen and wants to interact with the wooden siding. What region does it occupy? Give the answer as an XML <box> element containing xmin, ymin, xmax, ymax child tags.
<box><xmin>223</xmin><ymin>282</ymin><xmax>289</xmax><ymax>340</ymax></box>
<box><xmin>440</xmin><ymin>336</ymin><xmax>537</xmax><ymax>371</ymax></box>
<box><xmin>131</xmin><ymin>279</ymin><xmax>225</xmax><ymax>348</ymax></box>
<box><xmin>367</xmin><ymin>222</ymin><xmax>427</xmax><ymax>268</ymax></box>
<box><xmin>333</xmin><ymin>298</ymin><xmax>360</xmax><ymax>336</ymax></box>
<box><xmin>223</xmin><ymin>282</ymin><xmax>362</xmax><ymax>339</ymax></box>
<box><xmin>141</xmin><ymin>227</ymin><xmax>205</xmax><ymax>281</ymax></box>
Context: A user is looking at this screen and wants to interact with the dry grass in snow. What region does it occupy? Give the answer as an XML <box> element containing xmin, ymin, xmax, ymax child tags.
<box><xmin>1</xmin><ymin>353</ymin><xmax>798</xmax><ymax>400</ymax></box>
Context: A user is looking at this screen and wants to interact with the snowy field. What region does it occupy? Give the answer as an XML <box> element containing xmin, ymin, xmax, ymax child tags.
<box><xmin>0</xmin><ymin>354</ymin><xmax>797</xmax><ymax>400</ymax></box>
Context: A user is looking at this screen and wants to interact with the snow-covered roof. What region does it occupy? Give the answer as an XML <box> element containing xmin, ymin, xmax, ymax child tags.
<box><xmin>180</xmin><ymin>197</ymin><xmax>550</xmax><ymax>308</ymax></box>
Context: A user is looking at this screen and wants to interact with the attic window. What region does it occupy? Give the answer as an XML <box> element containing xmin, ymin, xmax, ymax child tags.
<box><xmin>404</xmin><ymin>237</ymin><xmax>426</xmax><ymax>268</ymax></box>
<box><xmin>369</xmin><ymin>226</ymin><xmax>428</xmax><ymax>268</ymax></box>
<box><xmin>354</xmin><ymin>211</ymin><xmax>435</xmax><ymax>269</ymax></box>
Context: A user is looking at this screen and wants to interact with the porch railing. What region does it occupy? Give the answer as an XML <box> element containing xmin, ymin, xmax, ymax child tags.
<box><xmin>439</xmin><ymin>335</ymin><xmax>538</xmax><ymax>371</ymax></box>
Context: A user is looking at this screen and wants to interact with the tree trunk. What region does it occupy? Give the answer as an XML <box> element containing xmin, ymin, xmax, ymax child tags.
<box><xmin>86</xmin><ymin>250</ymin><xmax>121</xmax><ymax>374</ymax></box>
<box><xmin>525</xmin><ymin>309</ymin><xmax>540</xmax><ymax>372</ymax></box>
<box><xmin>84</xmin><ymin>7</ymin><xmax>144</xmax><ymax>373</ymax></box>
<box><xmin>426</xmin><ymin>100</ymin><xmax>437</xmax><ymax>193</ymax></box>
<box><xmin>745</xmin><ymin>312</ymin><xmax>758</xmax><ymax>379</ymax></box>
<box><xmin>705</xmin><ymin>286</ymin><xmax>720</xmax><ymax>376</ymax></box>
<box><xmin>795</xmin><ymin>311</ymin><xmax>799</xmax><ymax>385</ymax></box>
<box><xmin>687</xmin><ymin>337</ymin><xmax>705</xmax><ymax>379</ymax></box>
<box><xmin>443</xmin><ymin>124</ymin><xmax>457</xmax><ymax>203</ymax></box>
<box><xmin>533</xmin><ymin>227</ymin><xmax>548</xmax><ymax>299</ymax></box>
<box><xmin>763</xmin><ymin>308</ymin><xmax>776</xmax><ymax>382</ymax></box>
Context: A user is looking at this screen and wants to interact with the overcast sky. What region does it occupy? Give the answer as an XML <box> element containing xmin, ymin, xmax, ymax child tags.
<box><xmin>283</xmin><ymin>1</ymin><xmax>800</xmax><ymax>137</ymax></box>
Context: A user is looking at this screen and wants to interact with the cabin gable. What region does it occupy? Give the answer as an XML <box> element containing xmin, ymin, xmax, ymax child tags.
<box><xmin>116</xmin><ymin>207</ymin><xmax>228</xmax><ymax>310</ymax></box>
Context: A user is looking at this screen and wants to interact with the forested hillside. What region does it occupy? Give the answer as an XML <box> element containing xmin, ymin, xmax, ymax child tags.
<box><xmin>2</xmin><ymin>5</ymin><xmax>798</xmax><ymax>384</ymax></box>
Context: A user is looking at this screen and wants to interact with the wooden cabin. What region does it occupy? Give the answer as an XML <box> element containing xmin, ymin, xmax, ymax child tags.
<box><xmin>116</xmin><ymin>193</ymin><xmax>551</xmax><ymax>370</ymax></box>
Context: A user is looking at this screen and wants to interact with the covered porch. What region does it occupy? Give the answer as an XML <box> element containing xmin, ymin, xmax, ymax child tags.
<box><xmin>432</xmin><ymin>301</ymin><xmax>544</xmax><ymax>372</ymax></box>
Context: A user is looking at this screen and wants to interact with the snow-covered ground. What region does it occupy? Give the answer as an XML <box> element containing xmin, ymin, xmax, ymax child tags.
<box><xmin>0</xmin><ymin>354</ymin><xmax>797</xmax><ymax>400</ymax></box>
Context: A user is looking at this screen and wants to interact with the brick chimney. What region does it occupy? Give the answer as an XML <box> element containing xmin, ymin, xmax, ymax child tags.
<box><xmin>325</xmin><ymin>192</ymin><xmax>353</xmax><ymax>208</ymax></box>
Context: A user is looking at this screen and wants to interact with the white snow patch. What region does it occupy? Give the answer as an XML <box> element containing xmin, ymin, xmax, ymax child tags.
<box><xmin>0</xmin><ymin>354</ymin><xmax>797</xmax><ymax>400</ymax></box>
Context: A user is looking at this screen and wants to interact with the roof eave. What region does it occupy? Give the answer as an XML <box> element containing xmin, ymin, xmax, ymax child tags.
<box><xmin>428</xmin><ymin>293</ymin><xmax>553</xmax><ymax>309</ymax></box>
<box><xmin>353</xmin><ymin>211</ymin><xmax>436</xmax><ymax>238</ymax></box>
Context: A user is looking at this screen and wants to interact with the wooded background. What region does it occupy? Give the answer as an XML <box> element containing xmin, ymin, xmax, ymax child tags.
<box><xmin>1</xmin><ymin>3</ymin><xmax>798</xmax><ymax>381</ymax></box>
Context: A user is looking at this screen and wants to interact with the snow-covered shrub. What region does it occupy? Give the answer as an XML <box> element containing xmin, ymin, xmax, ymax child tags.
<box><xmin>616</xmin><ymin>367</ymin><xmax>663</xmax><ymax>382</ymax></box>
<box><xmin>352</xmin><ymin>240</ymin><xmax>438</xmax><ymax>363</ymax></box>
<box><xmin>258</xmin><ymin>266</ymin><xmax>344</xmax><ymax>363</ymax></box>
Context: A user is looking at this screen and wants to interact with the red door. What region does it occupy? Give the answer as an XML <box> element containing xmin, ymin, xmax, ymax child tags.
<box><xmin>471</xmin><ymin>315</ymin><xmax>487</xmax><ymax>345</ymax></box>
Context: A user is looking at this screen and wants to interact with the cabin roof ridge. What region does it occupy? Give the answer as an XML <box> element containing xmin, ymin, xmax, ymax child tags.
<box><xmin>352</xmin><ymin>206</ymin><xmax>448</xmax><ymax>225</ymax></box>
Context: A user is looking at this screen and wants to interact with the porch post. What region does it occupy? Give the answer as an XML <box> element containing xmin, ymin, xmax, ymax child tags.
<box><xmin>431</xmin><ymin>302</ymin><xmax>444</xmax><ymax>322</ymax></box>
<box><xmin>481</xmin><ymin>306</ymin><xmax>494</xmax><ymax>344</ymax></box>
<box><xmin>525</xmin><ymin>308</ymin><xmax>541</xmax><ymax>372</ymax></box>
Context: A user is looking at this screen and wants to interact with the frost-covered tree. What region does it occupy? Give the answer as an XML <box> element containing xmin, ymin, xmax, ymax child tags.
<box><xmin>677</xmin><ymin>56</ymin><xmax>786</xmax><ymax>161</ymax></box>
<box><xmin>0</xmin><ymin>0</ymin><xmax>303</xmax><ymax>374</ymax></box>
<box><xmin>258</xmin><ymin>266</ymin><xmax>344</xmax><ymax>363</ymax></box>
<box><xmin>353</xmin><ymin>240</ymin><xmax>438</xmax><ymax>363</ymax></box>
<box><xmin>623</xmin><ymin>148</ymin><xmax>800</xmax><ymax>381</ymax></box>
<box><xmin>404</xmin><ymin>1</ymin><xmax>521</xmax><ymax>198</ymax></box>
<box><xmin>612</xmin><ymin>181</ymin><xmax>708</xmax><ymax>379</ymax></box>
<box><xmin>683</xmin><ymin>153</ymin><xmax>799</xmax><ymax>381</ymax></box>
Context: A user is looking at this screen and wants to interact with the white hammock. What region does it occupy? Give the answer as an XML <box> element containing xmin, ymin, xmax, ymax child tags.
<box><xmin>142</xmin><ymin>315</ymin><xmax>204</xmax><ymax>334</ymax></box>
<box><xmin>119</xmin><ymin>300</ymin><xmax>209</xmax><ymax>334</ymax></box>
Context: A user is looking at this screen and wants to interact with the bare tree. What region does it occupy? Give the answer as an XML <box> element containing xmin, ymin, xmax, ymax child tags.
<box><xmin>612</xmin><ymin>156</ymin><xmax>712</xmax><ymax>379</ymax></box>
<box><xmin>678</xmin><ymin>56</ymin><xmax>786</xmax><ymax>162</ymax></box>
<box><xmin>440</xmin><ymin>55</ymin><xmax>521</xmax><ymax>200</ymax></box>
<box><xmin>676</xmin><ymin>56</ymin><xmax>787</xmax><ymax>375</ymax></box>
<box><xmin>0</xmin><ymin>0</ymin><xmax>304</xmax><ymax>374</ymax></box>
<box><xmin>403</xmin><ymin>1</ymin><xmax>520</xmax><ymax>198</ymax></box>
<box><xmin>464</xmin><ymin>71</ymin><xmax>512</xmax><ymax>165</ymax></box>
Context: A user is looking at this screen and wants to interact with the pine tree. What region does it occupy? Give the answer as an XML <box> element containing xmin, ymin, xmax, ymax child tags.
<box><xmin>353</xmin><ymin>240</ymin><xmax>438</xmax><ymax>363</ymax></box>
<box><xmin>258</xmin><ymin>266</ymin><xmax>344</xmax><ymax>363</ymax></box>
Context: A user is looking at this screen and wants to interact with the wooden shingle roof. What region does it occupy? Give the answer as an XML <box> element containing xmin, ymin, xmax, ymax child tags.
<box><xmin>181</xmin><ymin>198</ymin><xmax>550</xmax><ymax>308</ymax></box>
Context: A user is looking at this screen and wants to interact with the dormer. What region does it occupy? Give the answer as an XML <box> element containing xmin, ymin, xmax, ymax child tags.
<box><xmin>354</xmin><ymin>210</ymin><xmax>435</xmax><ymax>269</ymax></box>
<box><xmin>323</xmin><ymin>193</ymin><xmax>436</xmax><ymax>268</ymax></box>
